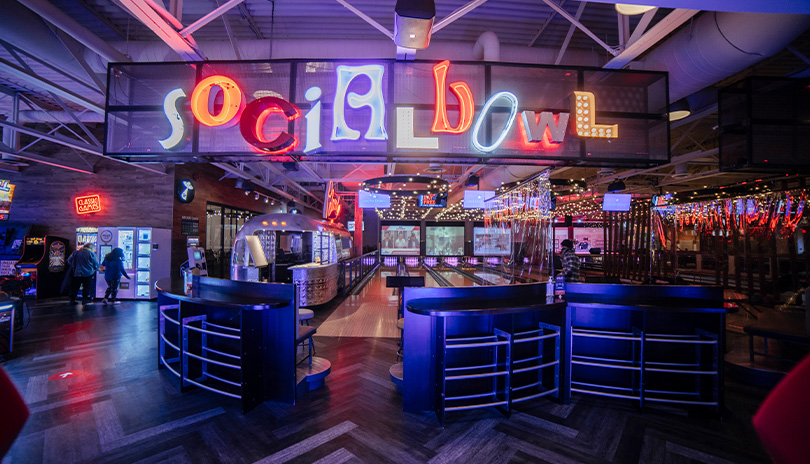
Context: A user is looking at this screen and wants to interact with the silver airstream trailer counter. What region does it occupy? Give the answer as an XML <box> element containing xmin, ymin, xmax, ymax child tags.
<box><xmin>230</xmin><ymin>213</ymin><xmax>353</xmax><ymax>306</ymax></box>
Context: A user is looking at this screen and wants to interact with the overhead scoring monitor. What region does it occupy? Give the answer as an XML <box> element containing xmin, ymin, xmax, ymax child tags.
<box><xmin>602</xmin><ymin>193</ymin><xmax>632</xmax><ymax>212</ymax></box>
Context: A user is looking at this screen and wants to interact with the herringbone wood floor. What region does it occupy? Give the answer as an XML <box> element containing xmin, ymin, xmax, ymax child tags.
<box><xmin>1</xmin><ymin>293</ymin><xmax>772</xmax><ymax>464</ymax></box>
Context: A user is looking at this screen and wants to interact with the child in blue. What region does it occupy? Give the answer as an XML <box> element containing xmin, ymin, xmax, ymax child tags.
<box><xmin>100</xmin><ymin>247</ymin><xmax>130</xmax><ymax>304</ymax></box>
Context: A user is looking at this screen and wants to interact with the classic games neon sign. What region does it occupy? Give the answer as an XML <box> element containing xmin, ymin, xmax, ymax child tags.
<box><xmin>156</xmin><ymin>61</ymin><xmax>620</xmax><ymax>156</ymax></box>
<box><xmin>75</xmin><ymin>194</ymin><xmax>102</xmax><ymax>215</ymax></box>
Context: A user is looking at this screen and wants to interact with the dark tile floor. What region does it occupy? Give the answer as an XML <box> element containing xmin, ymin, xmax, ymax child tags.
<box><xmin>1</xmin><ymin>295</ymin><xmax>773</xmax><ymax>464</ymax></box>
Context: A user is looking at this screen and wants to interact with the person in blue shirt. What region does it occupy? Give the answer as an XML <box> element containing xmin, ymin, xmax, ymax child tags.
<box><xmin>100</xmin><ymin>247</ymin><xmax>130</xmax><ymax>304</ymax></box>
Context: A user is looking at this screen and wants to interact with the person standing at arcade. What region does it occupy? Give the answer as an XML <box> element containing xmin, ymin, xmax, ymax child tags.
<box><xmin>100</xmin><ymin>247</ymin><xmax>130</xmax><ymax>305</ymax></box>
<box><xmin>559</xmin><ymin>239</ymin><xmax>580</xmax><ymax>282</ymax></box>
<box><xmin>68</xmin><ymin>243</ymin><xmax>99</xmax><ymax>305</ymax></box>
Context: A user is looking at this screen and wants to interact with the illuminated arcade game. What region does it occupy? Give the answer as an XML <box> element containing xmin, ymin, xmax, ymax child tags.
<box><xmin>94</xmin><ymin>227</ymin><xmax>171</xmax><ymax>299</ymax></box>
<box><xmin>0</xmin><ymin>223</ymin><xmax>32</xmax><ymax>277</ymax></box>
<box><xmin>14</xmin><ymin>235</ymin><xmax>69</xmax><ymax>299</ymax></box>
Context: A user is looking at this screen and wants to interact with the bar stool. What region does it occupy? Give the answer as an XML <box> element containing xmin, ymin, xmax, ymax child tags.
<box><xmin>298</xmin><ymin>308</ymin><xmax>315</xmax><ymax>356</ymax></box>
<box><xmin>396</xmin><ymin>317</ymin><xmax>405</xmax><ymax>361</ymax></box>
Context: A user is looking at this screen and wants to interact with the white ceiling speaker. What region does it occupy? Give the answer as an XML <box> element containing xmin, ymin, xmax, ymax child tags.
<box><xmin>672</xmin><ymin>163</ymin><xmax>689</xmax><ymax>178</ymax></box>
<box><xmin>423</xmin><ymin>163</ymin><xmax>445</xmax><ymax>174</ymax></box>
<box><xmin>394</xmin><ymin>0</ymin><xmax>435</xmax><ymax>50</ymax></box>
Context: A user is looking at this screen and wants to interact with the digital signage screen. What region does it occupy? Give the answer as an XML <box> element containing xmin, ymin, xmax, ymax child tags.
<box><xmin>381</xmin><ymin>225</ymin><xmax>420</xmax><ymax>255</ymax></box>
<box><xmin>602</xmin><ymin>193</ymin><xmax>632</xmax><ymax>212</ymax></box>
<box><xmin>473</xmin><ymin>227</ymin><xmax>512</xmax><ymax>257</ymax></box>
<box><xmin>0</xmin><ymin>180</ymin><xmax>15</xmax><ymax>219</ymax></box>
<box><xmin>463</xmin><ymin>190</ymin><xmax>495</xmax><ymax>209</ymax></box>
<box><xmin>358</xmin><ymin>190</ymin><xmax>390</xmax><ymax>209</ymax></box>
<box><xmin>418</xmin><ymin>192</ymin><xmax>447</xmax><ymax>208</ymax></box>
<box><xmin>426</xmin><ymin>226</ymin><xmax>464</xmax><ymax>256</ymax></box>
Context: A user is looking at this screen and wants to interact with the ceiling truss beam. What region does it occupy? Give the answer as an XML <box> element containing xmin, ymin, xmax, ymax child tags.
<box><xmin>540</xmin><ymin>0</ymin><xmax>619</xmax><ymax>56</ymax></box>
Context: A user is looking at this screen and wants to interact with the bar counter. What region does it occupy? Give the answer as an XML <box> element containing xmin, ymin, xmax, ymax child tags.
<box><xmin>401</xmin><ymin>283</ymin><xmax>568</xmax><ymax>424</ymax></box>
<box><xmin>156</xmin><ymin>275</ymin><xmax>329</xmax><ymax>413</ymax></box>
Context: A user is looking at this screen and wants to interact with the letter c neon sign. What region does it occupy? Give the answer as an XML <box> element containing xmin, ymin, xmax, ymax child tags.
<box><xmin>190</xmin><ymin>75</ymin><xmax>244</xmax><ymax>127</ymax></box>
<box><xmin>239</xmin><ymin>97</ymin><xmax>300</xmax><ymax>154</ymax></box>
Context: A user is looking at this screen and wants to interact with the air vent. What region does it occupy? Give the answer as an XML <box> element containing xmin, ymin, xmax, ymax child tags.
<box><xmin>423</xmin><ymin>163</ymin><xmax>445</xmax><ymax>174</ymax></box>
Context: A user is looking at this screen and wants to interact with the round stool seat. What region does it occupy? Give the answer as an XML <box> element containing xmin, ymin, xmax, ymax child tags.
<box><xmin>299</xmin><ymin>309</ymin><xmax>314</xmax><ymax>325</ymax></box>
<box><xmin>396</xmin><ymin>318</ymin><xmax>405</xmax><ymax>330</ymax></box>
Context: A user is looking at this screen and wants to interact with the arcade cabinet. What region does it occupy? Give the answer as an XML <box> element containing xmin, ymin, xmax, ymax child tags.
<box><xmin>14</xmin><ymin>235</ymin><xmax>69</xmax><ymax>299</ymax></box>
<box><xmin>0</xmin><ymin>224</ymin><xmax>31</xmax><ymax>278</ymax></box>
<box><xmin>187</xmin><ymin>245</ymin><xmax>208</xmax><ymax>276</ymax></box>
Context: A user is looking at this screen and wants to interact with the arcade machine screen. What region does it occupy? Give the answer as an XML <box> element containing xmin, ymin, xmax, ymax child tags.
<box><xmin>118</xmin><ymin>229</ymin><xmax>134</xmax><ymax>269</ymax></box>
<box><xmin>473</xmin><ymin>227</ymin><xmax>512</xmax><ymax>257</ymax></box>
<box><xmin>426</xmin><ymin>226</ymin><xmax>464</xmax><ymax>256</ymax></box>
<box><xmin>99</xmin><ymin>245</ymin><xmax>113</xmax><ymax>263</ymax></box>
<box><xmin>0</xmin><ymin>180</ymin><xmax>15</xmax><ymax>220</ymax></box>
<box><xmin>381</xmin><ymin>225</ymin><xmax>420</xmax><ymax>255</ymax></box>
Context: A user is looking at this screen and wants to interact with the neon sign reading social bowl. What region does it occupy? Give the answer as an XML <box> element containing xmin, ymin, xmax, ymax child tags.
<box><xmin>105</xmin><ymin>60</ymin><xmax>669</xmax><ymax>167</ymax></box>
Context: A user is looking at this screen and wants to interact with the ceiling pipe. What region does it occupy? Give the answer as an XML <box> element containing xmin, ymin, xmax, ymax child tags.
<box><xmin>472</xmin><ymin>31</ymin><xmax>500</xmax><ymax>62</ymax></box>
<box><xmin>17</xmin><ymin>111</ymin><xmax>105</xmax><ymax>124</ymax></box>
<box><xmin>17</xmin><ymin>0</ymin><xmax>130</xmax><ymax>63</ymax></box>
<box><xmin>634</xmin><ymin>11</ymin><xmax>810</xmax><ymax>102</ymax></box>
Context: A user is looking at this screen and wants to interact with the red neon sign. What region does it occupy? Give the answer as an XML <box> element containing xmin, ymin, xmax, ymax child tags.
<box><xmin>431</xmin><ymin>60</ymin><xmax>475</xmax><ymax>134</ymax></box>
<box><xmin>75</xmin><ymin>194</ymin><xmax>102</xmax><ymax>215</ymax></box>
<box><xmin>239</xmin><ymin>97</ymin><xmax>300</xmax><ymax>154</ymax></box>
<box><xmin>323</xmin><ymin>181</ymin><xmax>341</xmax><ymax>221</ymax></box>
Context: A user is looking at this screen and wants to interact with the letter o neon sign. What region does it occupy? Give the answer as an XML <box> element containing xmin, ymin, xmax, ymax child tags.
<box><xmin>190</xmin><ymin>75</ymin><xmax>244</xmax><ymax>127</ymax></box>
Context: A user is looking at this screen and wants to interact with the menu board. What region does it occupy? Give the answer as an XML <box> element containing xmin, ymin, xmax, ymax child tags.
<box><xmin>426</xmin><ymin>226</ymin><xmax>464</xmax><ymax>256</ymax></box>
<box><xmin>473</xmin><ymin>227</ymin><xmax>512</xmax><ymax>257</ymax></box>
<box><xmin>381</xmin><ymin>225</ymin><xmax>420</xmax><ymax>255</ymax></box>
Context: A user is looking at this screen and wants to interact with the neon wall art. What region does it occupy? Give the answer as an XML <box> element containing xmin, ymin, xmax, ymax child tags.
<box><xmin>105</xmin><ymin>60</ymin><xmax>668</xmax><ymax>166</ymax></box>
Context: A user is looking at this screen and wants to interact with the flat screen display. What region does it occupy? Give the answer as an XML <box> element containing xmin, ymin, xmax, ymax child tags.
<box><xmin>137</xmin><ymin>284</ymin><xmax>150</xmax><ymax>298</ymax></box>
<box><xmin>602</xmin><ymin>193</ymin><xmax>632</xmax><ymax>212</ymax></box>
<box><xmin>381</xmin><ymin>225</ymin><xmax>420</xmax><ymax>255</ymax></box>
<box><xmin>426</xmin><ymin>226</ymin><xmax>464</xmax><ymax>256</ymax></box>
<box><xmin>193</xmin><ymin>250</ymin><xmax>203</xmax><ymax>260</ymax></box>
<box><xmin>358</xmin><ymin>190</ymin><xmax>390</xmax><ymax>208</ymax></box>
<box><xmin>0</xmin><ymin>181</ymin><xmax>15</xmax><ymax>216</ymax></box>
<box><xmin>573</xmin><ymin>228</ymin><xmax>604</xmax><ymax>253</ymax></box>
<box><xmin>473</xmin><ymin>227</ymin><xmax>512</xmax><ymax>256</ymax></box>
<box><xmin>418</xmin><ymin>192</ymin><xmax>447</xmax><ymax>208</ymax></box>
<box><xmin>463</xmin><ymin>190</ymin><xmax>495</xmax><ymax>209</ymax></box>
<box><xmin>138</xmin><ymin>243</ymin><xmax>151</xmax><ymax>255</ymax></box>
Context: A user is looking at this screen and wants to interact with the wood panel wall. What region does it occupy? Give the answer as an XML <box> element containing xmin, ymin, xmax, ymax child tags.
<box><xmin>6</xmin><ymin>157</ymin><xmax>174</xmax><ymax>254</ymax></box>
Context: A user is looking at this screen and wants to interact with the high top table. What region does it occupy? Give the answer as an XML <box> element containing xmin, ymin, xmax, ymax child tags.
<box><xmin>156</xmin><ymin>275</ymin><xmax>330</xmax><ymax>413</ymax></box>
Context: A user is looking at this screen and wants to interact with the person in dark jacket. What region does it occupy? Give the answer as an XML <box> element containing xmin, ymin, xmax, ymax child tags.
<box><xmin>100</xmin><ymin>247</ymin><xmax>130</xmax><ymax>304</ymax></box>
<box><xmin>559</xmin><ymin>239</ymin><xmax>581</xmax><ymax>282</ymax></box>
<box><xmin>67</xmin><ymin>243</ymin><xmax>99</xmax><ymax>305</ymax></box>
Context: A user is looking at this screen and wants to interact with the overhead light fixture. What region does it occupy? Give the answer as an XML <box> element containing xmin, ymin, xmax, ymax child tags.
<box><xmin>615</xmin><ymin>3</ymin><xmax>656</xmax><ymax>15</ymax></box>
<box><xmin>394</xmin><ymin>0</ymin><xmax>435</xmax><ymax>50</ymax></box>
<box><xmin>669</xmin><ymin>98</ymin><xmax>691</xmax><ymax>121</ymax></box>
<box><xmin>607</xmin><ymin>180</ymin><xmax>626</xmax><ymax>192</ymax></box>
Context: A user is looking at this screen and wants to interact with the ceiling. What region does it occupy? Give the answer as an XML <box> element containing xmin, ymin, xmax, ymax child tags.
<box><xmin>0</xmin><ymin>0</ymin><xmax>808</xmax><ymax>218</ymax></box>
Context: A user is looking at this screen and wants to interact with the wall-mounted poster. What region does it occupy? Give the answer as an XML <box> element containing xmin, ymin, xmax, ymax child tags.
<box><xmin>381</xmin><ymin>225</ymin><xmax>420</xmax><ymax>255</ymax></box>
<box><xmin>426</xmin><ymin>226</ymin><xmax>464</xmax><ymax>256</ymax></box>
<box><xmin>473</xmin><ymin>227</ymin><xmax>511</xmax><ymax>256</ymax></box>
<box><xmin>0</xmin><ymin>180</ymin><xmax>15</xmax><ymax>220</ymax></box>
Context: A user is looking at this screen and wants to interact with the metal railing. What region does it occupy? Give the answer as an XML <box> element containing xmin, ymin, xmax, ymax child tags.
<box><xmin>339</xmin><ymin>251</ymin><xmax>380</xmax><ymax>296</ymax></box>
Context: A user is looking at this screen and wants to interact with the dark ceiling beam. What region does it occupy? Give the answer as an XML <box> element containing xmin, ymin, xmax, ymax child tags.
<box><xmin>76</xmin><ymin>0</ymin><xmax>130</xmax><ymax>40</ymax></box>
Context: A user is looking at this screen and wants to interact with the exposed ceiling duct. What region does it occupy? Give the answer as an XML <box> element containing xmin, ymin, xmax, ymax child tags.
<box><xmin>634</xmin><ymin>11</ymin><xmax>810</xmax><ymax>102</ymax></box>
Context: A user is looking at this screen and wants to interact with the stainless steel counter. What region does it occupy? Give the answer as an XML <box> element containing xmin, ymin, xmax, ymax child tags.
<box><xmin>290</xmin><ymin>262</ymin><xmax>339</xmax><ymax>306</ymax></box>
